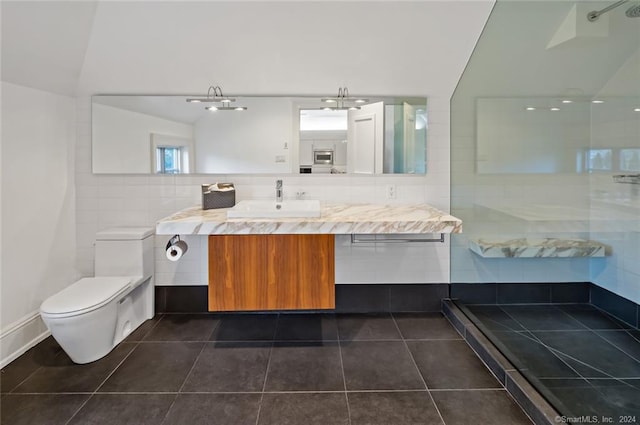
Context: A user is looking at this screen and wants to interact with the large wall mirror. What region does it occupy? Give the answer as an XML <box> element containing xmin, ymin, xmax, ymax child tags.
<box><xmin>92</xmin><ymin>95</ymin><xmax>427</xmax><ymax>175</ymax></box>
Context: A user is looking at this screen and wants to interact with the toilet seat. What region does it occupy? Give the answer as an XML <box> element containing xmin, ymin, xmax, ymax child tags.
<box><xmin>40</xmin><ymin>277</ymin><xmax>133</xmax><ymax>318</ymax></box>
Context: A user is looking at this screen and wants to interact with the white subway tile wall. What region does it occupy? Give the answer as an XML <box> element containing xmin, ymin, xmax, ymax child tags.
<box><xmin>451</xmin><ymin>94</ymin><xmax>639</xmax><ymax>301</ymax></box>
<box><xmin>587</xmin><ymin>97</ymin><xmax>640</xmax><ymax>304</ymax></box>
<box><xmin>450</xmin><ymin>95</ymin><xmax>595</xmax><ymax>285</ymax></box>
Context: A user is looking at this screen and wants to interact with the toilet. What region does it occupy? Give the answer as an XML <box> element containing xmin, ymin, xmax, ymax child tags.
<box><xmin>40</xmin><ymin>227</ymin><xmax>155</xmax><ymax>364</ymax></box>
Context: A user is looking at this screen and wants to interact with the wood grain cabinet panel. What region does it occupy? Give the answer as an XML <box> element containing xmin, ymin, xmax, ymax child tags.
<box><xmin>208</xmin><ymin>234</ymin><xmax>335</xmax><ymax>311</ymax></box>
<box><xmin>208</xmin><ymin>235</ymin><xmax>269</xmax><ymax>311</ymax></box>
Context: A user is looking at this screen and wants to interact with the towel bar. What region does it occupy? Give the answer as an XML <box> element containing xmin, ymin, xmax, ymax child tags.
<box><xmin>350</xmin><ymin>234</ymin><xmax>445</xmax><ymax>244</ymax></box>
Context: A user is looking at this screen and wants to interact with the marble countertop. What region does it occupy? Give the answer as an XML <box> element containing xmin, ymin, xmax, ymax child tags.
<box><xmin>156</xmin><ymin>203</ymin><xmax>463</xmax><ymax>235</ymax></box>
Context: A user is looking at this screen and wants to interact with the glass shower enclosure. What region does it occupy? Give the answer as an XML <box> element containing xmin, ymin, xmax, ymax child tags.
<box><xmin>450</xmin><ymin>0</ymin><xmax>640</xmax><ymax>421</ymax></box>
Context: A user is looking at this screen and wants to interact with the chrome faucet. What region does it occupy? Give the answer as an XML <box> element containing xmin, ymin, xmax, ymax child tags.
<box><xmin>276</xmin><ymin>179</ymin><xmax>283</xmax><ymax>203</ymax></box>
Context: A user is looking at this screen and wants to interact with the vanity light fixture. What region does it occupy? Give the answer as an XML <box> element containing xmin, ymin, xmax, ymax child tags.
<box><xmin>186</xmin><ymin>86</ymin><xmax>235</xmax><ymax>103</ymax></box>
<box><xmin>329</xmin><ymin>106</ymin><xmax>361</xmax><ymax>111</ymax></box>
<box><xmin>189</xmin><ymin>85</ymin><xmax>247</xmax><ymax>111</ymax></box>
<box><xmin>206</xmin><ymin>105</ymin><xmax>247</xmax><ymax>112</ymax></box>
<box><xmin>320</xmin><ymin>87</ymin><xmax>368</xmax><ymax>110</ymax></box>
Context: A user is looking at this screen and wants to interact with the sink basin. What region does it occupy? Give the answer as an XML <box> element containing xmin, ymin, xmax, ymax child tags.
<box><xmin>227</xmin><ymin>200</ymin><xmax>321</xmax><ymax>218</ymax></box>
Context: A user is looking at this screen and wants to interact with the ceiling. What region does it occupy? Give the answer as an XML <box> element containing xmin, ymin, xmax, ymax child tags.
<box><xmin>454</xmin><ymin>0</ymin><xmax>640</xmax><ymax>97</ymax></box>
<box><xmin>1</xmin><ymin>1</ymin><xmax>495</xmax><ymax>98</ymax></box>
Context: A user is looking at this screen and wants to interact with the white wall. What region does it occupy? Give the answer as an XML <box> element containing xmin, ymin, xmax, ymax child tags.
<box><xmin>92</xmin><ymin>103</ymin><xmax>193</xmax><ymax>174</ymax></box>
<box><xmin>0</xmin><ymin>82</ymin><xmax>3</xmax><ymax>359</ymax></box>
<box><xmin>590</xmin><ymin>175</ymin><xmax>640</xmax><ymax>304</ymax></box>
<box><xmin>589</xmin><ymin>53</ymin><xmax>640</xmax><ymax>303</ymax></box>
<box><xmin>194</xmin><ymin>97</ymin><xmax>291</xmax><ymax>174</ymax></box>
<box><xmin>1</xmin><ymin>82</ymin><xmax>77</xmax><ymax>366</ymax></box>
<box><xmin>476</xmin><ymin>98</ymin><xmax>590</xmax><ymax>174</ymax></box>
<box><xmin>66</xmin><ymin>1</ymin><xmax>493</xmax><ymax>290</ymax></box>
<box><xmin>451</xmin><ymin>95</ymin><xmax>592</xmax><ymax>283</ymax></box>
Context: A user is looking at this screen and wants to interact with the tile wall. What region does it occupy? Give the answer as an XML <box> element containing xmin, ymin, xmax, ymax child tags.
<box><xmin>75</xmin><ymin>96</ymin><xmax>453</xmax><ymax>286</ymax></box>
<box><xmin>589</xmin><ymin>97</ymin><xmax>640</xmax><ymax>305</ymax></box>
<box><xmin>449</xmin><ymin>99</ymin><xmax>593</xmax><ymax>284</ymax></box>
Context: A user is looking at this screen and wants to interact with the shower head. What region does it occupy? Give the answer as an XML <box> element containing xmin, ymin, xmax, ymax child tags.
<box><xmin>587</xmin><ymin>0</ymin><xmax>640</xmax><ymax>20</ymax></box>
<box><xmin>626</xmin><ymin>3</ymin><xmax>640</xmax><ymax>17</ymax></box>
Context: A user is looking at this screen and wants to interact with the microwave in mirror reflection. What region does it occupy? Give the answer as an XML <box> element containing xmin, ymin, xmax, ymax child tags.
<box><xmin>313</xmin><ymin>150</ymin><xmax>334</xmax><ymax>165</ymax></box>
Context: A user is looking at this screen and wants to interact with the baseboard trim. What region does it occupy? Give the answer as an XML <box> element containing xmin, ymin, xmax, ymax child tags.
<box><xmin>0</xmin><ymin>312</ymin><xmax>51</xmax><ymax>369</ymax></box>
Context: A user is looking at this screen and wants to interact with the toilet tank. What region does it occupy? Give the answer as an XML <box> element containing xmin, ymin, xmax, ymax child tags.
<box><xmin>94</xmin><ymin>227</ymin><xmax>155</xmax><ymax>279</ymax></box>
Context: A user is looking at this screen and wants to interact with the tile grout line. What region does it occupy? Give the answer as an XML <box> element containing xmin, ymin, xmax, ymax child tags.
<box><xmin>121</xmin><ymin>337</ymin><xmax>477</xmax><ymax>343</ymax></box>
<box><xmin>336</xmin><ymin>326</ymin><xmax>352</xmax><ymax>425</ymax></box>
<box><xmin>2</xmin><ymin>387</ymin><xmax>542</xmax><ymax>395</ymax></box>
<box><xmin>496</xmin><ymin>306</ymin><xmax>627</xmax><ymax>401</ymax></box>
<box><xmin>390</xmin><ymin>313</ymin><xmax>447</xmax><ymax>425</ymax></box>
<box><xmin>5</xmin><ymin>364</ymin><xmax>46</xmax><ymax>395</ymax></box>
<box><xmin>6</xmin><ymin>315</ymin><xmax>166</xmax><ymax>405</ymax></box>
<box><xmin>63</xmin><ymin>314</ymin><xmax>195</xmax><ymax>425</ymax></box>
<box><xmin>5</xmin><ymin>335</ymin><xmax>83</xmax><ymax>395</ymax></box>
<box><xmin>497</xmin><ymin>306</ymin><xmax>595</xmax><ymax>377</ymax></box>
<box><xmin>549</xmin><ymin>305</ymin><xmax>595</xmax><ymax>330</ymax></box>
<box><xmin>589</xmin><ymin>330</ymin><xmax>640</xmax><ymax>373</ymax></box>
<box><xmin>448</xmin><ymin>304</ymin><xmax>545</xmax><ymax>425</ymax></box>
<box><xmin>427</xmin><ymin>388</ymin><xmax>508</xmax><ymax>392</ymax></box>
<box><xmin>158</xmin><ymin>319</ymin><xmax>223</xmax><ymax>425</ymax></box>
<box><xmin>138</xmin><ymin>313</ymin><xmax>165</xmax><ymax>341</ymax></box>
<box><xmin>253</xmin><ymin>313</ymin><xmax>280</xmax><ymax>425</ymax></box>
<box><xmin>589</xmin><ymin>298</ymin><xmax>639</xmax><ymax>329</ymax></box>
<box><xmin>62</xmin><ymin>336</ymin><xmax>142</xmax><ymax>425</ymax></box>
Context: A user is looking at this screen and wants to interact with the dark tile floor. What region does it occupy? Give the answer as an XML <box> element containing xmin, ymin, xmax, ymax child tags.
<box><xmin>1</xmin><ymin>312</ymin><xmax>532</xmax><ymax>425</ymax></box>
<box><xmin>463</xmin><ymin>303</ymin><xmax>640</xmax><ymax>423</ymax></box>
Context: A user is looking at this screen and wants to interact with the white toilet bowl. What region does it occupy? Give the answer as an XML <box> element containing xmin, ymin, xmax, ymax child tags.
<box><xmin>40</xmin><ymin>277</ymin><xmax>139</xmax><ymax>363</ymax></box>
<box><xmin>40</xmin><ymin>227</ymin><xmax>154</xmax><ymax>364</ymax></box>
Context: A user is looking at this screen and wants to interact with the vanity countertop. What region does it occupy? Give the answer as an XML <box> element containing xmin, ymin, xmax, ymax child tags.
<box><xmin>156</xmin><ymin>203</ymin><xmax>463</xmax><ymax>235</ymax></box>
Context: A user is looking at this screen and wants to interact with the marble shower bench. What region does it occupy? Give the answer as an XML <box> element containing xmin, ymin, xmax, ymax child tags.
<box><xmin>469</xmin><ymin>237</ymin><xmax>609</xmax><ymax>258</ymax></box>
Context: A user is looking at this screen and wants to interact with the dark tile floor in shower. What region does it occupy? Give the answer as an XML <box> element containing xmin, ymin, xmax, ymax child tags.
<box><xmin>461</xmin><ymin>303</ymin><xmax>640</xmax><ymax>423</ymax></box>
<box><xmin>0</xmin><ymin>313</ymin><xmax>533</xmax><ymax>425</ymax></box>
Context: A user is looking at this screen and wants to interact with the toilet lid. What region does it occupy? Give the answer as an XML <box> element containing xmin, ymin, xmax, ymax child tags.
<box><xmin>40</xmin><ymin>277</ymin><xmax>132</xmax><ymax>315</ymax></box>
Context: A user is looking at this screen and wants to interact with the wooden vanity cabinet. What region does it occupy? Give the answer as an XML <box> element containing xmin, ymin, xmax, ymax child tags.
<box><xmin>208</xmin><ymin>234</ymin><xmax>335</xmax><ymax>311</ymax></box>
